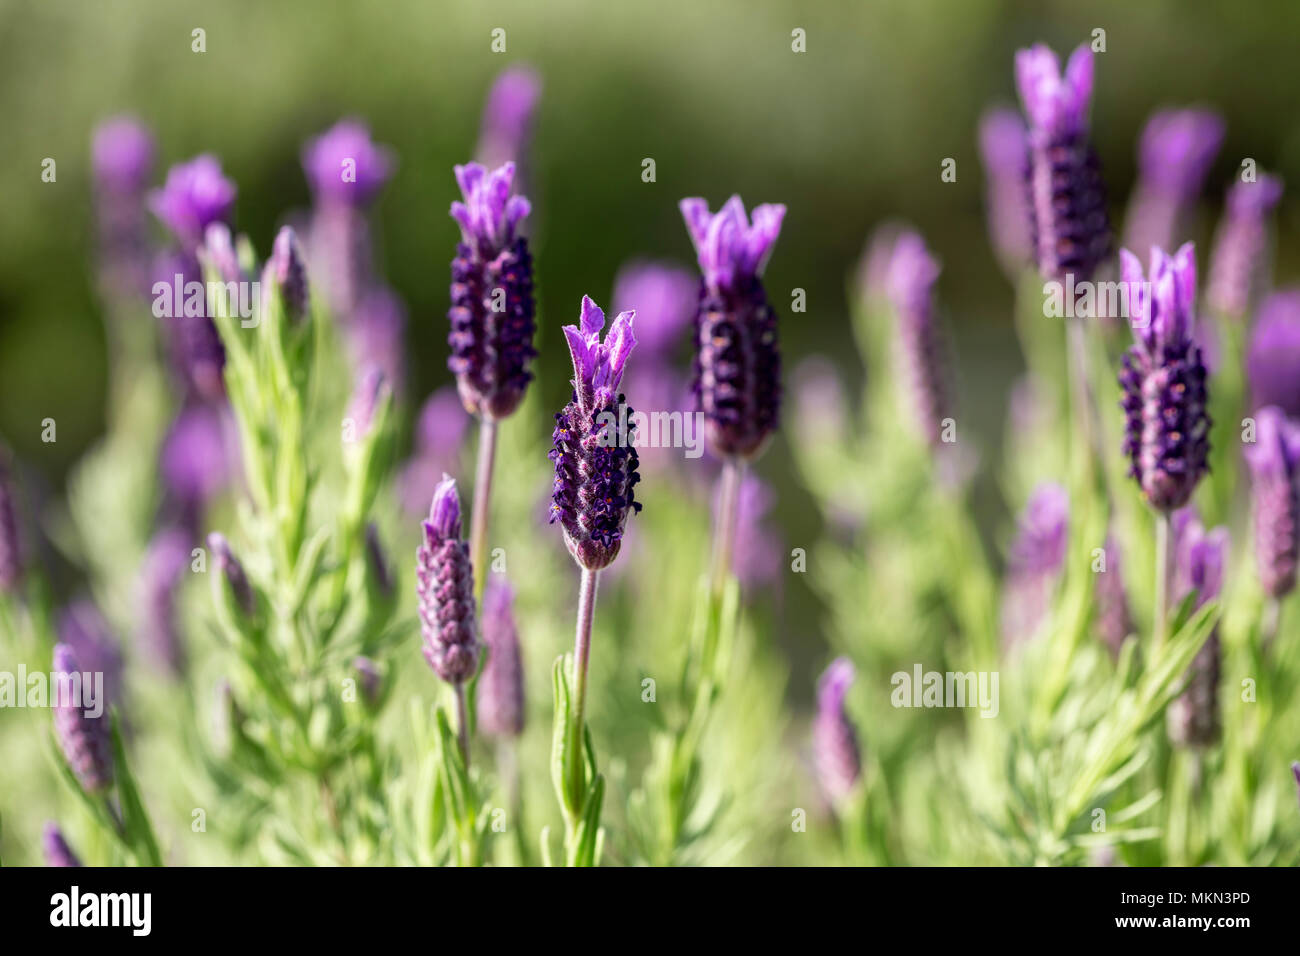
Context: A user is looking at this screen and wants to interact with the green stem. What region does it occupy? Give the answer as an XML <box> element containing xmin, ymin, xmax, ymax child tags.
<box><xmin>566</xmin><ymin>568</ymin><xmax>600</xmax><ymax>832</ymax></box>
<box><xmin>709</xmin><ymin>459</ymin><xmax>744</xmax><ymax>598</ymax></box>
<box><xmin>468</xmin><ymin>418</ymin><xmax>498</xmax><ymax>602</ymax></box>
<box><xmin>454</xmin><ymin>683</ymin><xmax>471</xmax><ymax>771</ymax></box>
<box><xmin>1154</xmin><ymin>509</ymin><xmax>1171</xmax><ymax>649</ymax></box>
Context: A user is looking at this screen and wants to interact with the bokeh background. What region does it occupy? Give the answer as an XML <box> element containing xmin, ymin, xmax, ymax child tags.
<box><xmin>2</xmin><ymin>0</ymin><xmax>1299</xmax><ymax>726</ymax></box>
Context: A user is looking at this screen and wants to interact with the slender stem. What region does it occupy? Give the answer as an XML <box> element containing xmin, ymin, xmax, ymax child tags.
<box><xmin>567</xmin><ymin>568</ymin><xmax>600</xmax><ymax>815</ymax></box>
<box><xmin>1154</xmin><ymin>510</ymin><xmax>1171</xmax><ymax>649</ymax></box>
<box><xmin>710</xmin><ymin>459</ymin><xmax>745</xmax><ymax>597</ymax></box>
<box><xmin>454</xmin><ymin>683</ymin><xmax>471</xmax><ymax>770</ymax></box>
<box><xmin>1065</xmin><ymin>313</ymin><xmax>1096</xmax><ymax>461</ymax></box>
<box><xmin>1262</xmin><ymin>598</ymin><xmax>1281</xmax><ymax>654</ymax></box>
<box><xmin>469</xmin><ymin>418</ymin><xmax>498</xmax><ymax>602</ymax></box>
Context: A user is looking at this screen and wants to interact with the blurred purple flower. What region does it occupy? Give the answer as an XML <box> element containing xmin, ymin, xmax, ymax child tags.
<box><xmin>137</xmin><ymin>527</ymin><xmax>192</xmax><ymax>676</ymax></box>
<box><xmin>1094</xmin><ymin>532</ymin><xmax>1134</xmax><ymax>657</ymax></box>
<box><xmin>612</xmin><ymin>260</ymin><xmax>697</xmax><ymax>360</ymax></box>
<box><xmin>57</xmin><ymin>600</ymin><xmax>123</xmax><ymax>708</ymax></box>
<box><xmin>1168</xmin><ymin>509</ymin><xmax>1227</xmax><ymax>747</ymax></box>
<box><xmin>52</xmin><ymin>642</ymin><xmax>114</xmax><ymax>793</ymax></box>
<box><xmin>43</xmin><ymin>823</ymin><xmax>83</xmax><ymax>868</ymax></box>
<box><xmin>1244</xmin><ymin>406</ymin><xmax>1300</xmax><ymax>600</ymax></box>
<box><xmin>398</xmin><ymin>386</ymin><xmax>470</xmax><ymax>516</ymax></box>
<box><xmin>302</xmin><ymin>119</ymin><xmax>395</xmax><ymax>208</ymax></box>
<box><xmin>1001</xmin><ymin>483</ymin><xmax>1069</xmax><ymax>648</ymax></box>
<box><xmin>347</xmin><ymin>285</ymin><xmax>408</xmax><ymax>394</ymax></box>
<box><xmin>813</xmin><ymin>658</ymin><xmax>862</xmax><ymax>805</ymax></box>
<box><xmin>978</xmin><ymin>107</ymin><xmax>1033</xmax><ymax>277</ymax></box>
<box><xmin>477</xmin><ymin>576</ymin><xmax>525</xmax><ymax>737</ymax></box>
<box><xmin>92</xmin><ymin>116</ymin><xmax>155</xmax><ymax>302</ymax></box>
<box><xmin>1123</xmin><ymin>108</ymin><xmax>1224</xmax><ymax>257</ymax></box>
<box><xmin>1248</xmin><ymin>290</ymin><xmax>1300</xmax><ymax>418</ymax></box>
<box><xmin>149</xmin><ymin>154</ymin><xmax>236</xmax><ymax>250</ymax></box>
<box><xmin>715</xmin><ymin>473</ymin><xmax>781</xmax><ymax>592</ymax></box>
<box><xmin>887</xmin><ymin>231</ymin><xmax>951</xmax><ymax>447</ymax></box>
<box><xmin>1207</xmin><ymin>173</ymin><xmax>1284</xmax><ymax>318</ymax></box>
<box><xmin>160</xmin><ymin>402</ymin><xmax>236</xmax><ymax>525</ymax></box>
<box><xmin>476</xmin><ymin>65</ymin><xmax>542</xmax><ymax>172</ymax></box>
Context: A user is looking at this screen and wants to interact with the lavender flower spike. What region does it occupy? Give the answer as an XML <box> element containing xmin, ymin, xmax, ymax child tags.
<box><xmin>1244</xmin><ymin>406</ymin><xmax>1300</xmax><ymax>600</ymax></box>
<box><xmin>476</xmin><ymin>65</ymin><xmax>542</xmax><ymax>171</ymax></box>
<box><xmin>416</xmin><ymin>475</ymin><xmax>479</xmax><ymax>684</ymax></box>
<box><xmin>680</xmin><ymin>195</ymin><xmax>786</xmax><ymax>460</ymax></box>
<box><xmin>0</xmin><ymin>452</ymin><xmax>22</xmax><ymax>594</ymax></box>
<box><xmin>1000</xmin><ymin>483</ymin><xmax>1070</xmax><ymax>648</ymax></box>
<box><xmin>886</xmin><ymin>231</ymin><xmax>951</xmax><ymax>446</ymax></box>
<box><xmin>447</xmin><ymin>162</ymin><xmax>537</xmax><ymax>420</ymax></box>
<box><xmin>1207</xmin><ymin>173</ymin><xmax>1284</xmax><ymax>318</ymax></box>
<box><xmin>549</xmin><ymin>296</ymin><xmax>643</xmax><ymax>571</ymax></box>
<box><xmin>263</xmin><ymin>226</ymin><xmax>310</xmax><ymax>326</ymax></box>
<box><xmin>813</xmin><ymin>658</ymin><xmax>863</xmax><ymax>804</ymax></box>
<box><xmin>149</xmin><ymin>154</ymin><xmax>237</xmax><ymax>250</ymax></box>
<box><xmin>977</xmin><ymin>107</ymin><xmax>1033</xmax><ymax>277</ymax></box>
<box><xmin>43</xmin><ymin>823</ymin><xmax>83</xmax><ymax>868</ymax></box>
<box><xmin>1117</xmin><ymin>243</ymin><xmax>1211</xmax><ymax>512</ymax></box>
<box><xmin>301</xmin><ymin>119</ymin><xmax>395</xmax><ymax>208</ymax></box>
<box><xmin>1248</xmin><ymin>291</ymin><xmax>1300</xmax><ymax>418</ymax></box>
<box><xmin>477</xmin><ymin>577</ymin><xmax>525</xmax><ymax>737</ymax></box>
<box><xmin>1094</xmin><ymin>532</ymin><xmax>1135</xmax><ymax>656</ymax></box>
<box><xmin>1123</xmin><ymin>108</ymin><xmax>1224</xmax><ymax>257</ymax></box>
<box><xmin>1167</xmin><ymin>510</ymin><xmax>1227</xmax><ymax>747</ymax></box>
<box><xmin>208</xmin><ymin>532</ymin><xmax>255</xmax><ymax>618</ymax></box>
<box><xmin>137</xmin><ymin>527</ymin><xmax>192</xmax><ymax>676</ymax></box>
<box><xmin>92</xmin><ymin>116</ymin><xmax>155</xmax><ymax>300</ymax></box>
<box><xmin>52</xmin><ymin>643</ymin><xmax>113</xmax><ymax>793</ymax></box>
<box><xmin>1016</xmin><ymin>44</ymin><xmax>1111</xmax><ymax>282</ymax></box>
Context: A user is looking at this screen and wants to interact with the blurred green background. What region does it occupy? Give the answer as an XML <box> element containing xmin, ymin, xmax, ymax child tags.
<box><xmin>1</xmin><ymin>0</ymin><xmax>1298</xmax><ymax>688</ymax></box>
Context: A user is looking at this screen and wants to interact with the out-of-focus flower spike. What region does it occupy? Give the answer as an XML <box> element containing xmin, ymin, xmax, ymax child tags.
<box><xmin>1000</xmin><ymin>483</ymin><xmax>1070</xmax><ymax>648</ymax></box>
<box><xmin>43</xmin><ymin>823</ymin><xmax>83</xmax><ymax>868</ymax></box>
<box><xmin>150</xmin><ymin>154</ymin><xmax>237</xmax><ymax>250</ymax></box>
<box><xmin>52</xmin><ymin>643</ymin><xmax>113</xmax><ymax>794</ymax></box>
<box><xmin>813</xmin><ymin>657</ymin><xmax>862</xmax><ymax>805</ymax></box>
<box><xmin>1244</xmin><ymin>406</ymin><xmax>1300</xmax><ymax>600</ymax></box>
<box><xmin>263</xmin><ymin>225</ymin><xmax>310</xmax><ymax>326</ymax></box>
<box><xmin>92</xmin><ymin>116</ymin><xmax>155</xmax><ymax>302</ymax></box>
<box><xmin>886</xmin><ymin>231</ymin><xmax>951</xmax><ymax>447</ymax></box>
<box><xmin>477</xmin><ymin>576</ymin><xmax>525</xmax><ymax>737</ymax></box>
<box><xmin>1123</xmin><ymin>108</ymin><xmax>1224</xmax><ymax>256</ymax></box>
<box><xmin>1207</xmin><ymin>173</ymin><xmax>1284</xmax><ymax>319</ymax></box>
<box><xmin>1247</xmin><ymin>290</ymin><xmax>1300</xmax><ymax>418</ymax></box>
<box><xmin>978</xmin><ymin>108</ymin><xmax>1033</xmax><ymax>278</ymax></box>
<box><xmin>1167</xmin><ymin>509</ymin><xmax>1227</xmax><ymax>747</ymax></box>
<box><xmin>1094</xmin><ymin>532</ymin><xmax>1135</xmax><ymax>657</ymax></box>
<box><xmin>137</xmin><ymin>527</ymin><xmax>192</xmax><ymax>676</ymax></box>
<box><xmin>476</xmin><ymin>65</ymin><xmax>542</xmax><ymax>172</ymax></box>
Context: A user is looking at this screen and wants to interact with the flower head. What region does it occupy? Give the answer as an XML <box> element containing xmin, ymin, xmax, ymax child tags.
<box><xmin>416</xmin><ymin>476</ymin><xmax>479</xmax><ymax>684</ymax></box>
<box><xmin>1248</xmin><ymin>290</ymin><xmax>1300</xmax><ymax>418</ymax></box>
<box><xmin>477</xmin><ymin>576</ymin><xmax>525</xmax><ymax>737</ymax></box>
<box><xmin>813</xmin><ymin>658</ymin><xmax>862</xmax><ymax>805</ymax></box>
<box><xmin>549</xmin><ymin>296</ymin><xmax>642</xmax><ymax>570</ymax></box>
<box><xmin>1167</xmin><ymin>509</ymin><xmax>1227</xmax><ymax>747</ymax></box>
<box><xmin>1124</xmin><ymin>108</ymin><xmax>1225</xmax><ymax>256</ymax></box>
<box><xmin>137</xmin><ymin>527</ymin><xmax>192</xmax><ymax>676</ymax></box>
<box><xmin>680</xmin><ymin>195</ymin><xmax>785</xmax><ymax>296</ymax></box>
<box><xmin>52</xmin><ymin>642</ymin><xmax>113</xmax><ymax>794</ymax></box>
<box><xmin>1207</xmin><ymin>174</ymin><xmax>1284</xmax><ymax>318</ymax></box>
<box><xmin>1015</xmin><ymin>44</ymin><xmax>1094</xmax><ymax>138</ymax></box>
<box><xmin>92</xmin><ymin>116</ymin><xmax>155</xmax><ymax>194</ymax></box>
<box><xmin>302</xmin><ymin>119</ymin><xmax>395</xmax><ymax>208</ymax></box>
<box><xmin>612</xmin><ymin>260</ymin><xmax>697</xmax><ymax>359</ymax></box>
<box><xmin>43</xmin><ymin>823</ymin><xmax>83</xmax><ymax>868</ymax></box>
<box><xmin>1118</xmin><ymin>243</ymin><xmax>1211</xmax><ymax>512</ymax></box>
<box><xmin>0</xmin><ymin>452</ymin><xmax>22</xmax><ymax>594</ymax></box>
<box><xmin>263</xmin><ymin>226</ymin><xmax>310</xmax><ymax>326</ymax></box>
<box><xmin>887</xmin><ymin>231</ymin><xmax>951</xmax><ymax>447</ymax></box>
<box><xmin>1001</xmin><ymin>483</ymin><xmax>1070</xmax><ymax>647</ymax></box>
<box><xmin>476</xmin><ymin>65</ymin><xmax>542</xmax><ymax>170</ymax></box>
<box><xmin>150</xmin><ymin>154</ymin><xmax>237</xmax><ymax>249</ymax></box>
<box><xmin>978</xmin><ymin>108</ymin><xmax>1033</xmax><ymax>276</ymax></box>
<box><xmin>1244</xmin><ymin>406</ymin><xmax>1300</xmax><ymax>599</ymax></box>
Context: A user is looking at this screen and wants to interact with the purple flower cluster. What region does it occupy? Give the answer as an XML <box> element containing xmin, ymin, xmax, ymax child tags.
<box><xmin>52</xmin><ymin>642</ymin><xmax>114</xmax><ymax>794</ymax></box>
<box><xmin>43</xmin><ymin>823</ymin><xmax>83</xmax><ymax>868</ymax></box>
<box><xmin>475</xmin><ymin>66</ymin><xmax>542</xmax><ymax>172</ymax></box>
<box><xmin>813</xmin><ymin>658</ymin><xmax>862</xmax><ymax>804</ymax></box>
<box><xmin>1123</xmin><ymin>109</ymin><xmax>1224</xmax><ymax>257</ymax></box>
<box><xmin>1248</xmin><ymin>291</ymin><xmax>1300</xmax><ymax>418</ymax></box>
<box><xmin>1207</xmin><ymin>174</ymin><xmax>1284</xmax><ymax>319</ymax></box>
<box><xmin>92</xmin><ymin>116</ymin><xmax>155</xmax><ymax>302</ymax></box>
<box><xmin>416</xmin><ymin>476</ymin><xmax>479</xmax><ymax>684</ymax></box>
<box><xmin>1244</xmin><ymin>407</ymin><xmax>1300</xmax><ymax>600</ymax></box>
<box><xmin>978</xmin><ymin>108</ymin><xmax>1033</xmax><ymax>277</ymax></box>
<box><xmin>477</xmin><ymin>577</ymin><xmax>525</xmax><ymax>737</ymax></box>
<box><xmin>886</xmin><ymin>231</ymin><xmax>951</xmax><ymax>447</ymax></box>
<box><xmin>1167</xmin><ymin>510</ymin><xmax>1227</xmax><ymax>747</ymax></box>
<box><xmin>1117</xmin><ymin>243</ymin><xmax>1210</xmax><ymax>512</ymax></box>
<box><xmin>137</xmin><ymin>528</ymin><xmax>192</xmax><ymax>676</ymax></box>
<box><xmin>1000</xmin><ymin>483</ymin><xmax>1070</xmax><ymax>648</ymax></box>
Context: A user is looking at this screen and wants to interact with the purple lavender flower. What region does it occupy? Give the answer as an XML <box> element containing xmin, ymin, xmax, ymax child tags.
<box><xmin>1207</xmin><ymin>174</ymin><xmax>1284</xmax><ymax>318</ymax></box>
<box><xmin>160</xmin><ymin>402</ymin><xmax>235</xmax><ymax>526</ymax></box>
<box><xmin>137</xmin><ymin>527</ymin><xmax>192</xmax><ymax>676</ymax></box>
<box><xmin>858</xmin><ymin>221</ymin><xmax>909</xmax><ymax>304</ymax></box>
<box><xmin>208</xmin><ymin>532</ymin><xmax>255</xmax><ymax>618</ymax></box>
<box><xmin>154</xmin><ymin>248</ymin><xmax>226</xmax><ymax>402</ymax></box>
<box><xmin>680</xmin><ymin>195</ymin><xmax>786</xmax><ymax>460</ymax></box>
<box><xmin>42</xmin><ymin>823</ymin><xmax>83</xmax><ymax>868</ymax></box>
<box><xmin>416</xmin><ymin>476</ymin><xmax>479</xmax><ymax>684</ymax></box>
<box><xmin>302</xmin><ymin>119</ymin><xmax>395</xmax><ymax>208</ymax></box>
<box><xmin>398</xmin><ymin>386</ymin><xmax>470</xmax><ymax>516</ymax></box>
<box><xmin>363</xmin><ymin>523</ymin><xmax>395</xmax><ymax>602</ymax></box>
<box><xmin>1015</xmin><ymin>44</ymin><xmax>1111</xmax><ymax>282</ymax></box>
<box><xmin>52</xmin><ymin>642</ymin><xmax>113</xmax><ymax>793</ymax></box>
<box><xmin>1167</xmin><ymin>509</ymin><xmax>1227</xmax><ymax>747</ymax></box>
<box><xmin>612</xmin><ymin>260</ymin><xmax>697</xmax><ymax>360</ymax></box>
<box><xmin>477</xmin><ymin>576</ymin><xmax>525</xmax><ymax>737</ymax></box>
<box><xmin>886</xmin><ymin>231</ymin><xmax>951</xmax><ymax>447</ymax></box>
<box><xmin>1123</xmin><ymin>109</ymin><xmax>1224</xmax><ymax>257</ymax></box>
<box><xmin>150</xmin><ymin>154</ymin><xmax>237</xmax><ymax>250</ymax></box>
<box><xmin>1117</xmin><ymin>243</ymin><xmax>1211</xmax><ymax>512</ymax></box>
<box><xmin>1248</xmin><ymin>290</ymin><xmax>1300</xmax><ymax>418</ymax></box>
<box><xmin>0</xmin><ymin>452</ymin><xmax>23</xmax><ymax>594</ymax></box>
<box><xmin>447</xmin><ymin>162</ymin><xmax>537</xmax><ymax>421</ymax></box>
<box><xmin>1293</xmin><ymin>763</ymin><xmax>1300</xmax><ymax>808</ymax></box>
<box><xmin>549</xmin><ymin>296</ymin><xmax>642</xmax><ymax>571</ymax></box>
<box><xmin>92</xmin><ymin>116</ymin><xmax>155</xmax><ymax>301</ymax></box>
<box><xmin>1001</xmin><ymin>483</ymin><xmax>1070</xmax><ymax>648</ymax></box>
<box><xmin>813</xmin><ymin>658</ymin><xmax>862</xmax><ymax>804</ymax></box>
<box><xmin>1094</xmin><ymin>532</ymin><xmax>1135</xmax><ymax>657</ymax></box>
<box><xmin>262</xmin><ymin>226</ymin><xmax>310</xmax><ymax>326</ymax></box>
<box><xmin>1244</xmin><ymin>406</ymin><xmax>1300</xmax><ymax>600</ymax></box>
<box><xmin>476</xmin><ymin>65</ymin><xmax>542</xmax><ymax>172</ymax></box>
<box><xmin>347</xmin><ymin>285</ymin><xmax>408</xmax><ymax>394</ymax></box>
<box><xmin>57</xmin><ymin>601</ymin><xmax>123</xmax><ymax>708</ymax></box>
<box><xmin>978</xmin><ymin>107</ymin><xmax>1033</xmax><ymax>277</ymax></box>
<box><xmin>345</xmin><ymin>367</ymin><xmax>390</xmax><ymax>444</ymax></box>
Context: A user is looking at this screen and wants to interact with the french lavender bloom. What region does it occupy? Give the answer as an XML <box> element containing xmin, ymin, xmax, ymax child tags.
<box><xmin>52</xmin><ymin>643</ymin><xmax>113</xmax><ymax>793</ymax></box>
<box><xmin>137</xmin><ymin>527</ymin><xmax>192</xmax><ymax>676</ymax></box>
<box><xmin>886</xmin><ymin>231</ymin><xmax>951</xmax><ymax>447</ymax></box>
<box><xmin>1247</xmin><ymin>290</ymin><xmax>1300</xmax><ymax>418</ymax></box>
<box><xmin>58</xmin><ymin>601</ymin><xmax>123</xmax><ymax>708</ymax></box>
<box><xmin>1094</xmin><ymin>532</ymin><xmax>1135</xmax><ymax>657</ymax></box>
<box><xmin>92</xmin><ymin>116</ymin><xmax>155</xmax><ymax>301</ymax></box>
<box><xmin>612</xmin><ymin>260</ymin><xmax>697</xmax><ymax>361</ymax></box>
<box><xmin>149</xmin><ymin>154</ymin><xmax>237</xmax><ymax>250</ymax></box>
<box><xmin>43</xmin><ymin>823</ymin><xmax>83</xmax><ymax>868</ymax></box>
<box><xmin>1117</xmin><ymin>243</ymin><xmax>1211</xmax><ymax>512</ymax></box>
<box><xmin>447</xmin><ymin>162</ymin><xmax>536</xmax><ymax>420</ymax></box>
<box><xmin>1167</xmin><ymin>510</ymin><xmax>1227</xmax><ymax>747</ymax></box>
<box><xmin>398</xmin><ymin>386</ymin><xmax>469</xmax><ymax>516</ymax></box>
<box><xmin>549</xmin><ymin>296</ymin><xmax>642</xmax><ymax>570</ymax></box>
<box><xmin>416</xmin><ymin>476</ymin><xmax>479</xmax><ymax>684</ymax></box>
<box><xmin>301</xmin><ymin>119</ymin><xmax>395</xmax><ymax>320</ymax></box>
<box><xmin>680</xmin><ymin>195</ymin><xmax>786</xmax><ymax>461</ymax></box>
<box><xmin>1123</xmin><ymin>109</ymin><xmax>1224</xmax><ymax>258</ymax></box>
<box><xmin>477</xmin><ymin>577</ymin><xmax>525</xmax><ymax>737</ymax></box>
<box><xmin>1206</xmin><ymin>174</ymin><xmax>1284</xmax><ymax>318</ymax></box>
<box><xmin>160</xmin><ymin>402</ymin><xmax>236</xmax><ymax>530</ymax></box>
<box><xmin>813</xmin><ymin>658</ymin><xmax>862</xmax><ymax>805</ymax></box>
<box><xmin>347</xmin><ymin>285</ymin><xmax>408</xmax><ymax>395</ymax></box>
<box><xmin>476</xmin><ymin>65</ymin><xmax>542</xmax><ymax>171</ymax></box>
<box><xmin>262</xmin><ymin>226</ymin><xmax>310</xmax><ymax>325</ymax></box>
<box><xmin>0</xmin><ymin>452</ymin><xmax>22</xmax><ymax>594</ymax></box>
<box><xmin>346</xmin><ymin>367</ymin><xmax>390</xmax><ymax>443</ymax></box>
<box><xmin>154</xmin><ymin>248</ymin><xmax>226</xmax><ymax>402</ymax></box>
<box><xmin>1244</xmin><ymin>407</ymin><xmax>1300</xmax><ymax>600</ymax></box>
<box><xmin>1015</xmin><ymin>44</ymin><xmax>1111</xmax><ymax>282</ymax></box>
<box><xmin>1000</xmin><ymin>483</ymin><xmax>1070</xmax><ymax>648</ymax></box>
<box><xmin>977</xmin><ymin>108</ymin><xmax>1033</xmax><ymax>277</ymax></box>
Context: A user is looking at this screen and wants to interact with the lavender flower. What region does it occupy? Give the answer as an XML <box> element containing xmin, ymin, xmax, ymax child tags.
<box><xmin>92</xmin><ymin>116</ymin><xmax>155</xmax><ymax>301</ymax></box>
<box><xmin>549</xmin><ymin>296</ymin><xmax>642</xmax><ymax>571</ymax></box>
<box><xmin>447</xmin><ymin>162</ymin><xmax>537</xmax><ymax>420</ymax></box>
<box><xmin>347</xmin><ymin>285</ymin><xmax>408</xmax><ymax>394</ymax></box>
<box><xmin>0</xmin><ymin>452</ymin><xmax>22</xmax><ymax>594</ymax></box>
<box><xmin>1000</xmin><ymin>483</ymin><xmax>1070</xmax><ymax>648</ymax></box>
<box><xmin>476</xmin><ymin>65</ymin><xmax>542</xmax><ymax>171</ymax></box>
<box><xmin>1248</xmin><ymin>290</ymin><xmax>1300</xmax><ymax>418</ymax></box>
<box><xmin>1015</xmin><ymin>44</ymin><xmax>1111</xmax><ymax>281</ymax></box>
<box><xmin>1206</xmin><ymin>174</ymin><xmax>1284</xmax><ymax>318</ymax></box>
<box><xmin>1123</xmin><ymin>109</ymin><xmax>1224</xmax><ymax>257</ymax></box>
<box><xmin>1167</xmin><ymin>510</ymin><xmax>1227</xmax><ymax>747</ymax></box>
<box><xmin>813</xmin><ymin>658</ymin><xmax>862</xmax><ymax>804</ymax></box>
<box><xmin>52</xmin><ymin>643</ymin><xmax>113</xmax><ymax>793</ymax></box>
<box><xmin>43</xmin><ymin>823</ymin><xmax>83</xmax><ymax>867</ymax></box>
<box><xmin>1117</xmin><ymin>243</ymin><xmax>1210</xmax><ymax>512</ymax></box>
<box><xmin>137</xmin><ymin>527</ymin><xmax>192</xmax><ymax>676</ymax></box>
<box><xmin>416</xmin><ymin>476</ymin><xmax>479</xmax><ymax>684</ymax></box>
<box><xmin>363</xmin><ymin>523</ymin><xmax>395</xmax><ymax>602</ymax></box>
<box><xmin>150</xmin><ymin>154</ymin><xmax>237</xmax><ymax>250</ymax></box>
<box><xmin>477</xmin><ymin>576</ymin><xmax>525</xmax><ymax>737</ymax></box>
<box><xmin>1244</xmin><ymin>406</ymin><xmax>1300</xmax><ymax>600</ymax></box>
<box><xmin>262</xmin><ymin>226</ymin><xmax>310</xmax><ymax>326</ymax></box>
<box><xmin>978</xmin><ymin>108</ymin><xmax>1033</xmax><ymax>277</ymax></box>
<box><xmin>680</xmin><ymin>195</ymin><xmax>786</xmax><ymax>460</ymax></box>
<box><xmin>160</xmin><ymin>402</ymin><xmax>235</xmax><ymax>528</ymax></box>
<box><xmin>208</xmin><ymin>532</ymin><xmax>255</xmax><ymax>618</ymax></box>
<box><xmin>345</xmin><ymin>367</ymin><xmax>390</xmax><ymax>444</ymax></box>
<box><xmin>1094</xmin><ymin>532</ymin><xmax>1135</xmax><ymax>656</ymax></box>
<box><xmin>792</xmin><ymin>355</ymin><xmax>848</xmax><ymax>445</ymax></box>
<box><xmin>717</xmin><ymin>474</ymin><xmax>781</xmax><ymax>592</ymax></box>
<box><xmin>612</xmin><ymin>260</ymin><xmax>697</xmax><ymax>360</ymax></box>
<box><xmin>1293</xmin><ymin>763</ymin><xmax>1300</xmax><ymax>809</ymax></box>
<box><xmin>153</xmin><ymin>247</ymin><xmax>227</xmax><ymax>402</ymax></box>
<box><xmin>58</xmin><ymin>601</ymin><xmax>123</xmax><ymax>708</ymax></box>
<box><xmin>398</xmin><ymin>386</ymin><xmax>470</xmax><ymax>516</ymax></box>
<box><xmin>886</xmin><ymin>231</ymin><xmax>951</xmax><ymax>446</ymax></box>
